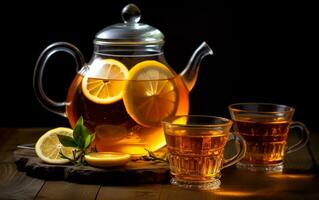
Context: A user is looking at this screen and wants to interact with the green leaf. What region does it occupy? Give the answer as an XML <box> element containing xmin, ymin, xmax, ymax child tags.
<box><xmin>73</xmin><ymin>117</ymin><xmax>90</xmax><ymax>148</ymax></box>
<box><xmin>91</xmin><ymin>133</ymin><xmax>96</xmax><ymax>143</ymax></box>
<box><xmin>57</xmin><ymin>135</ymin><xmax>78</xmax><ymax>148</ymax></box>
<box><xmin>84</xmin><ymin>133</ymin><xmax>95</xmax><ymax>149</ymax></box>
<box><xmin>57</xmin><ymin>116</ymin><xmax>95</xmax><ymax>166</ymax></box>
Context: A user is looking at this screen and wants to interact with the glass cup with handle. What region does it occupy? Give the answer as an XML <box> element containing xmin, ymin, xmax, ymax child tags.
<box><xmin>162</xmin><ymin>115</ymin><xmax>246</xmax><ymax>190</ymax></box>
<box><xmin>229</xmin><ymin>103</ymin><xmax>310</xmax><ymax>172</ymax></box>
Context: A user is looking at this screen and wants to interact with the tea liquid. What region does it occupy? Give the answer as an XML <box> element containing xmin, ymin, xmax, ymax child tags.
<box><xmin>234</xmin><ymin>119</ymin><xmax>290</xmax><ymax>165</ymax></box>
<box><xmin>165</xmin><ymin>130</ymin><xmax>228</xmax><ymax>181</ymax></box>
<box><xmin>66</xmin><ymin>53</ymin><xmax>189</xmax><ymax>155</ymax></box>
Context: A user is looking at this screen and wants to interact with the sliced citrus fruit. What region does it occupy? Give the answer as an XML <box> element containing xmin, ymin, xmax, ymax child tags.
<box><xmin>85</xmin><ymin>152</ymin><xmax>130</xmax><ymax>167</ymax></box>
<box><xmin>82</xmin><ymin>59</ymin><xmax>129</xmax><ymax>104</ymax></box>
<box><xmin>123</xmin><ymin>60</ymin><xmax>178</xmax><ymax>127</ymax></box>
<box><xmin>35</xmin><ymin>127</ymin><xmax>76</xmax><ymax>164</ymax></box>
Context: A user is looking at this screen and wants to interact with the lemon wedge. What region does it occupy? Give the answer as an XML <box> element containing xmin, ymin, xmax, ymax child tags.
<box><xmin>85</xmin><ymin>152</ymin><xmax>131</xmax><ymax>167</ymax></box>
<box><xmin>35</xmin><ymin>127</ymin><xmax>76</xmax><ymax>164</ymax></box>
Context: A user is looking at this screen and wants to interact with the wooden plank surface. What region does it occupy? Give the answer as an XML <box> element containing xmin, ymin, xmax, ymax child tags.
<box><xmin>97</xmin><ymin>184</ymin><xmax>162</xmax><ymax>200</ymax></box>
<box><xmin>0</xmin><ymin>128</ymin><xmax>48</xmax><ymax>162</ymax></box>
<box><xmin>308</xmin><ymin>131</ymin><xmax>319</xmax><ymax>172</ymax></box>
<box><xmin>284</xmin><ymin>129</ymin><xmax>314</xmax><ymax>172</ymax></box>
<box><xmin>0</xmin><ymin>128</ymin><xmax>47</xmax><ymax>200</ymax></box>
<box><xmin>159</xmin><ymin>184</ymin><xmax>212</xmax><ymax>200</ymax></box>
<box><xmin>0</xmin><ymin>163</ymin><xmax>45</xmax><ymax>200</ymax></box>
<box><xmin>35</xmin><ymin>181</ymin><xmax>100</xmax><ymax>200</ymax></box>
<box><xmin>217</xmin><ymin>166</ymin><xmax>319</xmax><ymax>199</ymax></box>
<box><xmin>0</xmin><ymin>127</ymin><xmax>319</xmax><ymax>200</ymax></box>
<box><xmin>157</xmin><ymin>167</ymin><xmax>319</xmax><ymax>200</ymax></box>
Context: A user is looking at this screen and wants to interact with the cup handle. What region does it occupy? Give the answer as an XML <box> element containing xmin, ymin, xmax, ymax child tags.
<box><xmin>222</xmin><ymin>132</ymin><xmax>247</xmax><ymax>169</ymax></box>
<box><xmin>286</xmin><ymin>121</ymin><xmax>310</xmax><ymax>154</ymax></box>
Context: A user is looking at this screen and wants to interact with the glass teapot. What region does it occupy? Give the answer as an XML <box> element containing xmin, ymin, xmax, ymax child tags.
<box><xmin>33</xmin><ymin>4</ymin><xmax>213</xmax><ymax>155</ymax></box>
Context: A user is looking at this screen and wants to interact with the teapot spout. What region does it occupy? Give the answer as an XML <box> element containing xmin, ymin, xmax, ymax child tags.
<box><xmin>180</xmin><ymin>42</ymin><xmax>213</xmax><ymax>91</ymax></box>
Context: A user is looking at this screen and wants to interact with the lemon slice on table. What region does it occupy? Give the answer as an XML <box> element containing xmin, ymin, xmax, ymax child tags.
<box><xmin>82</xmin><ymin>59</ymin><xmax>129</xmax><ymax>104</ymax></box>
<box><xmin>123</xmin><ymin>60</ymin><xmax>179</xmax><ymax>127</ymax></box>
<box><xmin>35</xmin><ymin>127</ymin><xmax>76</xmax><ymax>164</ymax></box>
<box><xmin>85</xmin><ymin>152</ymin><xmax>131</xmax><ymax>167</ymax></box>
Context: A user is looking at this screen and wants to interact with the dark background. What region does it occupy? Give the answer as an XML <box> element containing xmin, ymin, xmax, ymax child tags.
<box><xmin>1</xmin><ymin>1</ymin><xmax>317</xmax><ymax>130</ymax></box>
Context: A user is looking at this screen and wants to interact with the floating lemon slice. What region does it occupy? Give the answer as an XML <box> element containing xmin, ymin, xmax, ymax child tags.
<box><xmin>123</xmin><ymin>60</ymin><xmax>178</xmax><ymax>127</ymax></box>
<box><xmin>82</xmin><ymin>59</ymin><xmax>129</xmax><ymax>104</ymax></box>
<box><xmin>35</xmin><ymin>127</ymin><xmax>76</xmax><ymax>164</ymax></box>
<box><xmin>85</xmin><ymin>152</ymin><xmax>131</xmax><ymax>167</ymax></box>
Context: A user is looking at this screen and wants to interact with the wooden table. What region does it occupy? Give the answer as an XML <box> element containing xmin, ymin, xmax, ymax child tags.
<box><xmin>0</xmin><ymin>128</ymin><xmax>318</xmax><ymax>200</ymax></box>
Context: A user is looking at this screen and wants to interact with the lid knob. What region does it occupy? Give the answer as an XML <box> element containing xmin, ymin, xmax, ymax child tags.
<box><xmin>121</xmin><ymin>4</ymin><xmax>141</xmax><ymax>23</ymax></box>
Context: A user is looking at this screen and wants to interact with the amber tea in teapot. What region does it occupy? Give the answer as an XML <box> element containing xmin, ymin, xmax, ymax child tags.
<box><xmin>33</xmin><ymin>4</ymin><xmax>213</xmax><ymax>155</ymax></box>
<box><xmin>66</xmin><ymin>59</ymin><xmax>190</xmax><ymax>154</ymax></box>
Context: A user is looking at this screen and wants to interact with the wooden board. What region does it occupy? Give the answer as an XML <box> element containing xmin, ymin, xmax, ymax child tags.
<box><xmin>14</xmin><ymin>148</ymin><xmax>170</xmax><ymax>185</ymax></box>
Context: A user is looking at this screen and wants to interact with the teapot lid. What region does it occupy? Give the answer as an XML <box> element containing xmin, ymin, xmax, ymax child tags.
<box><xmin>95</xmin><ymin>4</ymin><xmax>164</xmax><ymax>45</ymax></box>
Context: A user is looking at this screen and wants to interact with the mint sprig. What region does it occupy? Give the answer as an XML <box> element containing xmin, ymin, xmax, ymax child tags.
<box><xmin>143</xmin><ymin>148</ymin><xmax>168</xmax><ymax>163</ymax></box>
<box><xmin>131</xmin><ymin>148</ymin><xmax>168</xmax><ymax>163</ymax></box>
<box><xmin>57</xmin><ymin>116</ymin><xmax>95</xmax><ymax>165</ymax></box>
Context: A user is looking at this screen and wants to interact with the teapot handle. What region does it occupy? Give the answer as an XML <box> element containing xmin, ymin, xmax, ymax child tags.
<box><xmin>33</xmin><ymin>42</ymin><xmax>85</xmax><ymax>117</ymax></box>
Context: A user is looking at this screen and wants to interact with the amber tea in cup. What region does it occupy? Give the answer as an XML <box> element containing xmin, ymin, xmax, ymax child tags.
<box><xmin>162</xmin><ymin>115</ymin><xmax>246</xmax><ymax>190</ymax></box>
<box><xmin>229</xmin><ymin>103</ymin><xmax>309</xmax><ymax>172</ymax></box>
